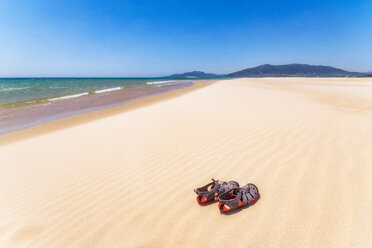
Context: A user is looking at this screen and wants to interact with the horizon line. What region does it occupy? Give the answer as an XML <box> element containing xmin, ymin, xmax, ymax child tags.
<box><xmin>0</xmin><ymin>63</ymin><xmax>370</xmax><ymax>78</ymax></box>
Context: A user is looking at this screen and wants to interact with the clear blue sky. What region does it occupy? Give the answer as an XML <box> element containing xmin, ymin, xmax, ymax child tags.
<box><xmin>0</xmin><ymin>0</ymin><xmax>371</xmax><ymax>77</ymax></box>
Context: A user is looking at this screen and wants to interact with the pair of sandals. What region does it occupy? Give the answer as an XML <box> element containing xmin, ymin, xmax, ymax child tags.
<box><xmin>194</xmin><ymin>179</ymin><xmax>259</xmax><ymax>213</ymax></box>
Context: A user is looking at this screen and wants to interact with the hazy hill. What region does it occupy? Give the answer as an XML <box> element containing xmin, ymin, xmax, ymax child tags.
<box><xmin>164</xmin><ymin>71</ymin><xmax>223</xmax><ymax>79</ymax></box>
<box><xmin>226</xmin><ymin>64</ymin><xmax>362</xmax><ymax>77</ymax></box>
<box><xmin>164</xmin><ymin>64</ymin><xmax>364</xmax><ymax>78</ymax></box>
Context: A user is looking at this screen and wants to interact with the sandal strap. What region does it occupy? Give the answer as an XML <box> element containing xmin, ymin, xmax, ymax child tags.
<box><xmin>218</xmin><ymin>188</ymin><xmax>242</xmax><ymax>209</ymax></box>
<box><xmin>194</xmin><ymin>179</ymin><xmax>240</xmax><ymax>201</ymax></box>
<box><xmin>194</xmin><ymin>181</ymin><xmax>221</xmax><ymax>201</ymax></box>
<box><xmin>241</xmin><ymin>184</ymin><xmax>258</xmax><ymax>205</ymax></box>
<box><xmin>218</xmin><ymin>183</ymin><xmax>259</xmax><ymax>208</ymax></box>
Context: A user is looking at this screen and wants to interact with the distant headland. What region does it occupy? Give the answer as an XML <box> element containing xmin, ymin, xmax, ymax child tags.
<box><xmin>164</xmin><ymin>64</ymin><xmax>368</xmax><ymax>78</ymax></box>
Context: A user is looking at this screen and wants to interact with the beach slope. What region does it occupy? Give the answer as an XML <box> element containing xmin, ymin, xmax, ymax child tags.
<box><xmin>0</xmin><ymin>78</ymin><xmax>371</xmax><ymax>247</ymax></box>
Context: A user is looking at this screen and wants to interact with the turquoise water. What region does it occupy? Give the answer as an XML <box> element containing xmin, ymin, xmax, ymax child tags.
<box><xmin>0</xmin><ymin>78</ymin><xmax>179</xmax><ymax>105</ymax></box>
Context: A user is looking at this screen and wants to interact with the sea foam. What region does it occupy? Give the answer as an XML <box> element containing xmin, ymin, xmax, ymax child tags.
<box><xmin>49</xmin><ymin>92</ymin><xmax>89</xmax><ymax>101</ymax></box>
<box><xmin>0</xmin><ymin>87</ymin><xmax>29</xmax><ymax>92</ymax></box>
<box><xmin>146</xmin><ymin>80</ymin><xmax>175</xmax><ymax>85</ymax></box>
<box><xmin>94</xmin><ymin>87</ymin><xmax>123</xmax><ymax>94</ymax></box>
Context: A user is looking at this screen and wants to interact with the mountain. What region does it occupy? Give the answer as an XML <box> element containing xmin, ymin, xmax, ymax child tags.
<box><xmin>164</xmin><ymin>71</ymin><xmax>223</xmax><ymax>79</ymax></box>
<box><xmin>164</xmin><ymin>64</ymin><xmax>365</xmax><ymax>79</ymax></box>
<box><xmin>227</xmin><ymin>64</ymin><xmax>363</xmax><ymax>77</ymax></box>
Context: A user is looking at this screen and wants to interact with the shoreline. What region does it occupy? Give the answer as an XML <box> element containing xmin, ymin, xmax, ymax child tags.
<box><xmin>0</xmin><ymin>79</ymin><xmax>193</xmax><ymax>109</ymax></box>
<box><xmin>0</xmin><ymin>80</ymin><xmax>215</xmax><ymax>146</ymax></box>
<box><xmin>0</xmin><ymin>81</ymin><xmax>194</xmax><ymax>135</ymax></box>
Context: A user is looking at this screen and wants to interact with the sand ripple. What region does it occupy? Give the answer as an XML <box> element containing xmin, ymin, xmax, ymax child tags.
<box><xmin>1</xmin><ymin>78</ymin><xmax>372</xmax><ymax>247</ymax></box>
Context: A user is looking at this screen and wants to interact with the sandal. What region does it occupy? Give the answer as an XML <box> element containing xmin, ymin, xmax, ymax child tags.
<box><xmin>218</xmin><ymin>183</ymin><xmax>259</xmax><ymax>212</ymax></box>
<box><xmin>194</xmin><ymin>179</ymin><xmax>239</xmax><ymax>205</ymax></box>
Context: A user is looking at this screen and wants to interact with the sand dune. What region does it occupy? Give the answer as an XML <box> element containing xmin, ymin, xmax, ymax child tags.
<box><xmin>1</xmin><ymin>78</ymin><xmax>372</xmax><ymax>247</ymax></box>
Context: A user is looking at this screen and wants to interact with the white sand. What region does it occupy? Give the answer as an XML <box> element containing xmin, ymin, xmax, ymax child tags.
<box><xmin>0</xmin><ymin>78</ymin><xmax>371</xmax><ymax>247</ymax></box>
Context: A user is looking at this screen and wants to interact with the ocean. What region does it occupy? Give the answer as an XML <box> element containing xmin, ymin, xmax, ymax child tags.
<box><xmin>0</xmin><ymin>78</ymin><xmax>180</xmax><ymax>106</ymax></box>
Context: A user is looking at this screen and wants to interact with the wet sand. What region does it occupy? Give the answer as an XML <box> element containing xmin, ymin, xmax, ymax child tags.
<box><xmin>0</xmin><ymin>78</ymin><xmax>371</xmax><ymax>248</ymax></box>
<box><xmin>0</xmin><ymin>81</ymin><xmax>193</xmax><ymax>135</ymax></box>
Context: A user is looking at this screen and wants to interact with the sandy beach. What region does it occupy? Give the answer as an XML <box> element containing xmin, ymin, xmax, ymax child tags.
<box><xmin>0</xmin><ymin>78</ymin><xmax>371</xmax><ymax>247</ymax></box>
